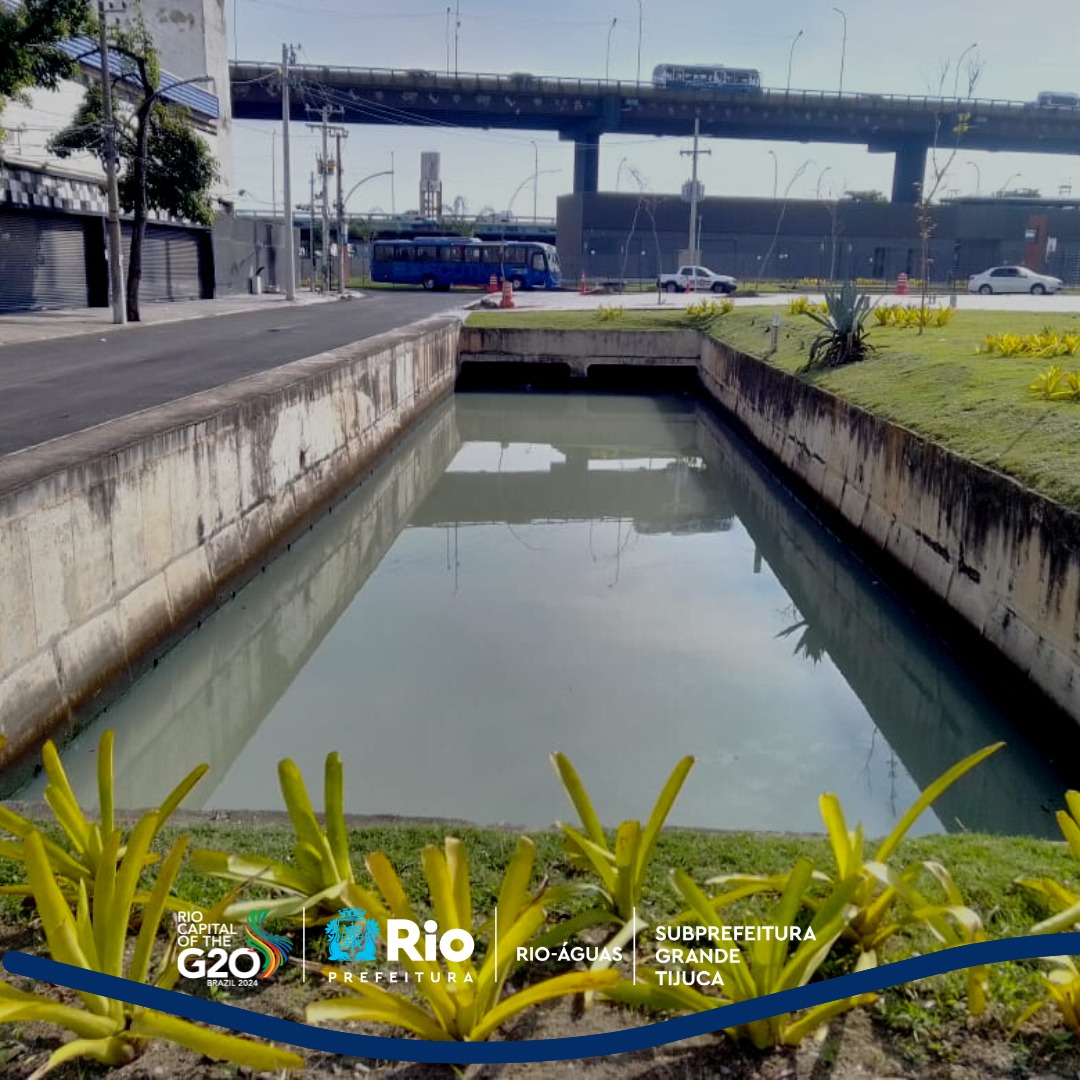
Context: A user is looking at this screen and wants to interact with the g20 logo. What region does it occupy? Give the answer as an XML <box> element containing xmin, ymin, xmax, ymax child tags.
<box><xmin>177</xmin><ymin>944</ymin><xmax>263</xmax><ymax>981</ymax></box>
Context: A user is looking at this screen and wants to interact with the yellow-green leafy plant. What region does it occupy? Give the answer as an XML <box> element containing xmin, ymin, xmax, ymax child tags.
<box><xmin>1016</xmin><ymin>956</ymin><xmax>1080</xmax><ymax>1035</ymax></box>
<box><xmin>0</xmin><ymin>822</ymin><xmax>304</xmax><ymax>1075</ymax></box>
<box><xmin>191</xmin><ymin>752</ymin><xmax>379</xmax><ymax>923</ymax></box>
<box><xmin>788</xmin><ymin>296</ymin><xmax>812</xmax><ymax>314</ymax></box>
<box><xmin>596</xmin><ymin>303</ymin><xmax>625</xmax><ymax>321</ymax></box>
<box><xmin>865</xmin><ymin>859</ymin><xmax>988</xmax><ymax>1015</ymax></box>
<box><xmin>0</xmin><ymin>730</ymin><xmax>207</xmax><ymax>898</ymax></box>
<box><xmin>1029</xmin><ymin>366</ymin><xmax>1080</xmax><ymax>401</ymax></box>
<box><xmin>607</xmin><ymin>859</ymin><xmax>875</xmax><ymax>1048</ymax></box>
<box><xmin>550</xmin><ymin>753</ymin><xmax>694</xmax><ymax>931</ymax></box>
<box><xmin>685</xmin><ymin>298</ymin><xmax>734</xmax><ymax>322</ymax></box>
<box><xmin>705</xmin><ymin>743</ymin><xmax>1002</xmax><ymax>969</ymax></box>
<box><xmin>306</xmin><ymin>836</ymin><xmax>618</xmax><ymax>1041</ymax></box>
<box><xmin>1018</xmin><ymin>790</ymin><xmax>1080</xmax><ymax>932</ymax></box>
<box><xmin>979</xmin><ymin>330</ymin><xmax>1080</xmax><ymax>358</ymax></box>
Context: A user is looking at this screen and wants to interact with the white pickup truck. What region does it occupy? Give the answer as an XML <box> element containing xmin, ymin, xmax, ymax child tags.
<box><xmin>657</xmin><ymin>265</ymin><xmax>738</xmax><ymax>294</ymax></box>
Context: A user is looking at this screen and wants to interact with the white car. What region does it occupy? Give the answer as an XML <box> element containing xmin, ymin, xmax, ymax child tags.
<box><xmin>657</xmin><ymin>265</ymin><xmax>738</xmax><ymax>294</ymax></box>
<box><xmin>968</xmin><ymin>266</ymin><xmax>1063</xmax><ymax>295</ymax></box>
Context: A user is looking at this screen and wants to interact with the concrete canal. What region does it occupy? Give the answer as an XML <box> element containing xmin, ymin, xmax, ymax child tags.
<box><xmin>14</xmin><ymin>391</ymin><xmax>1071</xmax><ymax>838</ymax></box>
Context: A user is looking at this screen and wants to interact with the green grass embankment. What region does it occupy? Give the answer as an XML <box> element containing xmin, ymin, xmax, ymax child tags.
<box><xmin>465</xmin><ymin>306</ymin><xmax>1080</xmax><ymax>512</ymax></box>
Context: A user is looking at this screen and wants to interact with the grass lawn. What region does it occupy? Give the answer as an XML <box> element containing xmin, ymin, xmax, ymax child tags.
<box><xmin>466</xmin><ymin>305</ymin><xmax>1080</xmax><ymax>512</ymax></box>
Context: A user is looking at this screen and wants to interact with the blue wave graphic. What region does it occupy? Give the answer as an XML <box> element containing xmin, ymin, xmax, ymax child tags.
<box><xmin>5</xmin><ymin>933</ymin><xmax>1080</xmax><ymax>1064</ymax></box>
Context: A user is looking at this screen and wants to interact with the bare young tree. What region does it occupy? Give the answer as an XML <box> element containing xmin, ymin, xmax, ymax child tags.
<box><xmin>914</xmin><ymin>52</ymin><xmax>984</xmax><ymax>327</ymax></box>
<box><xmin>757</xmin><ymin>158</ymin><xmax>814</xmax><ymax>288</ymax></box>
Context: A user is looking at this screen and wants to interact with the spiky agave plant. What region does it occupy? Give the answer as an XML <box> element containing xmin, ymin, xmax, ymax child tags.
<box><xmin>802</xmin><ymin>280</ymin><xmax>876</xmax><ymax>370</ymax></box>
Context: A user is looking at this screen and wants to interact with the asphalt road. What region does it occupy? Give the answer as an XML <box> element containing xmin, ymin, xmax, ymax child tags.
<box><xmin>0</xmin><ymin>292</ymin><xmax>466</xmax><ymax>456</ymax></box>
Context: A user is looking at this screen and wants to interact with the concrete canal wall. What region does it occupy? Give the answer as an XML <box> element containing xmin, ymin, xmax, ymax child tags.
<box><xmin>462</xmin><ymin>326</ymin><xmax>1080</xmax><ymax>724</ymax></box>
<box><xmin>0</xmin><ymin>315</ymin><xmax>460</xmax><ymax>766</ymax></box>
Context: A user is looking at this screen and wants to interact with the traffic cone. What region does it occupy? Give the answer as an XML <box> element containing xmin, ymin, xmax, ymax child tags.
<box><xmin>500</xmin><ymin>280</ymin><xmax>515</xmax><ymax>309</ymax></box>
<box><xmin>579</xmin><ymin>270</ymin><xmax>587</xmax><ymax>295</ymax></box>
<box><xmin>487</xmin><ymin>274</ymin><xmax>499</xmax><ymax>293</ymax></box>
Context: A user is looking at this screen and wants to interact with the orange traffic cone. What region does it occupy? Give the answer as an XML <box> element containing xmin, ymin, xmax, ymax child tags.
<box><xmin>500</xmin><ymin>280</ymin><xmax>515</xmax><ymax>309</ymax></box>
<box><xmin>487</xmin><ymin>274</ymin><xmax>499</xmax><ymax>293</ymax></box>
<box><xmin>579</xmin><ymin>270</ymin><xmax>587</xmax><ymax>295</ymax></box>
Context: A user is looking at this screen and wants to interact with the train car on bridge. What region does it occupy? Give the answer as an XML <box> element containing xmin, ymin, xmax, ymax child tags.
<box><xmin>651</xmin><ymin>63</ymin><xmax>761</xmax><ymax>93</ymax></box>
<box><xmin>371</xmin><ymin>238</ymin><xmax>562</xmax><ymax>291</ymax></box>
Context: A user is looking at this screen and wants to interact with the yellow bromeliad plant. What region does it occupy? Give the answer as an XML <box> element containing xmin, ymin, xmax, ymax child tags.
<box><xmin>191</xmin><ymin>752</ymin><xmax>380</xmax><ymax>924</ymax></box>
<box><xmin>0</xmin><ymin>731</ymin><xmax>207</xmax><ymax>897</ymax></box>
<box><xmin>1018</xmin><ymin>790</ymin><xmax>1080</xmax><ymax>933</ymax></box>
<box><xmin>306</xmin><ymin>836</ymin><xmax>618</xmax><ymax>1041</ymax></box>
<box><xmin>0</xmin><ymin>821</ymin><xmax>303</xmax><ymax>1076</ymax></box>
<box><xmin>607</xmin><ymin>859</ymin><xmax>875</xmax><ymax>1049</ymax></box>
<box><xmin>550</xmin><ymin>752</ymin><xmax>694</xmax><ymax>929</ymax></box>
<box><xmin>704</xmin><ymin>743</ymin><xmax>1002</xmax><ymax>972</ymax></box>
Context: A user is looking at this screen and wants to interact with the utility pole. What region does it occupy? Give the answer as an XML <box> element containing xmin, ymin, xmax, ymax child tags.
<box><xmin>281</xmin><ymin>44</ymin><xmax>297</xmax><ymax>300</ymax></box>
<box><xmin>309</xmin><ymin>171</ymin><xmax>316</xmax><ymax>292</ymax></box>
<box><xmin>97</xmin><ymin>0</ymin><xmax>125</xmax><ymax>324</ymax></box>
<box><xmin>680</xmin><ymin>118</ymin><xmax>710</xmax><ymax>264</ymax></box>
<box><xmin>454</xmin><ymin>0</ymin><xmax>460</xmax><ymax>75</ymax></box>
<box><xmin>307</xmin><ymin>105</ymin><xmax>342</xmax><ymax>291</ymax></box>
<box><xmin>333</xmin><ymin>128</ymin><xmax>349</xmax><ymax>295</ymax></box>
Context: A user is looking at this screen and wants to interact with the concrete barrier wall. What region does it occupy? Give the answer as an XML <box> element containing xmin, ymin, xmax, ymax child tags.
<box><xmin>460</xmin><ymin>325</ymin><xmax>1080</xmax><ymax>723</ymax></box>
<box><xmin>699</xmin><ymin>336</ymin><xmax>1080</xmax><ymax>722</ymax></box>
<box><xmin>0</xmin><ymin>315</ymin><xmax>461</xmax><ymax>764</ymax></box>
<box><xmin>457</xmin><ymin>326</ymin><xmax>701</xmax><ymax>376</ymax></box>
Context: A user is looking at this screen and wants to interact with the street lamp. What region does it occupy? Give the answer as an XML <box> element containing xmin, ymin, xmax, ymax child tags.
<box><xmin>616</xmin><ymin>156</ymin><xmax>629</xmax><ymax>191</ymax></box>
<box><xmin>606</xmin><ymin>17</ymin><xmax>617</xmax><ymax>82</ymax></box>
<box><xmin>767</xmin><ymin>150</ymin><xmax>778</xmax><ymax>199</ymax></box>
<box><xmin>635</xmin><ymin>0</ymin><xmax>643</xmax><ymax>84</ymax></box>
<box><xmin>1000</xmin><ymin>172</ymin><xmax>1021</xmax><ymax>196</ymax></box>
<box><xmin>832</xmin><ymin>7</ymin><xmax>847</xmax><ymax>95</ymax></box>
<box><xmin>965</xmin><ymin>160</ymin><xmax>981</xmax><ymax>195</ymax></box>
<box><xmin>342</xmin><ymin>169</ymin><xmax>394</xmax><ymax>209</ymax></box>
<box><xmin>816</xmin><ymin>165</ymin><xmax>832</xmax><ymax>201</ymax></box>
<box><xmin>530</xmin><ymin>139</ymin><xmax>539</xmax><ymax>222</ymax></box>
<box><xmin>508</xmin><ymin>168</ymin><xmax>561</xmax><ymax>217</ymax></box>
<box><xmin>786</xmin><ymin>29</ymin><xmax>803</xmax><ymax>94</ymax></box>
<box><xmin>953</xmin><ymin>43</ymin><xmax>977</xmax><ymax>99</ymax></box>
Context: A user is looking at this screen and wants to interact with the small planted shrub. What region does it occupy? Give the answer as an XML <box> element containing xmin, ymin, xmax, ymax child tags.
<box><xmin>550</xmin><ymin>753</ymin><xmax>694</xmax><ymax>929</ymax></box>
<box><xmin>1029</xmin><ymin>366</ymin><xmax>1080</xmax><ymax>401</ymax></box>
<box><xmin>979</xmin><ymin>330</ymin><xmax>1080</xmax><ymax>358</ymax></box>
<box><xmin>608</xmin><ymin>859</ymin><xmax>876</xmax><ymax>1048</ymax></box>
<box><xmin>596</xmin><ymin>303</ymin><xmax>625</xmax><ymax>321</ymax></box>
<box><xmin>191</xmin><ymin>752</ymin><xmax>382</xmax><ymax>924</ymax></box>
<box><xmin>0</xmin><ymin>824</ymin><xmax>303</xmax><ymax>1075</ymax></box>
<box><xmin>1018</xmin><ymin>790</ymin><xmax>1080</xmax><ymax>932</ymax></box>
<box><xmin>306</xmin><ymin>836</ymin><xmax>618</xmax><ymax>1041</ymax></box>
<box><xmin>800</xmin><ymin>280</ymin><xmax>876</xmax><ymax>371</ymax></box>
<box><xmin>872</xmin><ymin>303</ymin><xmax>954</xmax><ymax>328</ymax></box>
<box><xmin>0</xmin><ymin>731</ymin><xmax>207</xmax><ymax>899</ymax></box>
<box><xmin>685</xmin><ymin>298</ymin><xmax>734</xmax><ymax>322</ymax></box>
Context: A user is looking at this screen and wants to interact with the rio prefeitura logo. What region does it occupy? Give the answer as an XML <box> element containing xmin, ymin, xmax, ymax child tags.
<box><xmin>326</xmin><ymin>908</ymin><xmax>381</xmax><ymax>962</ymax></box>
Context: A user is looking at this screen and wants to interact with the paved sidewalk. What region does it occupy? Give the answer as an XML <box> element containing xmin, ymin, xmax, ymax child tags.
<box><xmin>0</xmin><ymin>290</ymin><xmax>359</xmax><ymax>349</ymax></box>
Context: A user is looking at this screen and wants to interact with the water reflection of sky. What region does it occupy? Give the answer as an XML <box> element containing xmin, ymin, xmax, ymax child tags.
<box><xmin>21</xmin><ymin>394</ymin><xmax>1069</xmax><ymax>838</ymax></box>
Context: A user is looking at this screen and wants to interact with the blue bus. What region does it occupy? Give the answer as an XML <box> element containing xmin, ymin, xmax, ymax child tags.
<box><xmin>371</xmin><ymin>238</ymin><xmax>562</xmax><ymax>291</ymax></box>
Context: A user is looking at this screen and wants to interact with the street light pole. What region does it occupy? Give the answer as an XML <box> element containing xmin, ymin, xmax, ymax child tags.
<box><xmin>832</xmin><ymin>7</ymin><xmax>846</xmax><ymax>95</ymax></box>
<box><xmin>816</xmin><ymin>165</ymin><xmax>832</xmax><ymax>201</ymax></box>
<box><xmin>531</xmin><ymin>139</ymin><xmax>539</xmax><ymax>222</ymax></box>
<box><xmin>966</xmin><ymin>160</ymin><xmax>981</xmax><ymax>195</ymax></box>
<box><xmin>636</xmin><ymin>0</ymin><xmax>643</xmax><ymax>84</ymax></box>
<box><xmin>767</xmin><ymin>150</ymin><xmax>778</xmax><ymax>199</ymax></box>
<box><xmin>97</xmin><ymin>0</ymin><xmax>126</xmax><ymax>325</ymax></box>
<box><xmin>606</xmin><ymin>17</ymin><xmax>617</xmax><ymax>81</ymax></box>
<box><xmin>786</xmin><ymin>29</ymin><xmax>803</xmax><ymax>94</ymax></box>
<box><xmin>281</xmin><ymin>43</ymin><xmax>296</xmax><ymax>300</ymax></box>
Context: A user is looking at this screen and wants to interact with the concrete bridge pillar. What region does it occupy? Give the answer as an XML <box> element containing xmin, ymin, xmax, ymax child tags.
<box><xmin>890</xmin><ymin>138</ymin><xmax>929</xmax><ymax>204</ymax></box>
<box><xmin>572</xmin><ymin>133</ymin><xmax>601</xmax><ymax>195</ymax></box>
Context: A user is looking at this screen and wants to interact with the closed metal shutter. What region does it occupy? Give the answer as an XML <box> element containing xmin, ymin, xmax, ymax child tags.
<box><xmin>123</xmin><ymin>224</ymin><xmax>204</xmax><ymax>302</ymax></box>
<box><xmin>0</xmin><ymin>211</ymin><xmax>88</xmax><ymax>312</ymax></box>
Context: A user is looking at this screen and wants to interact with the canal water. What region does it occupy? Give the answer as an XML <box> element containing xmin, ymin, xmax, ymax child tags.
<box><xmin>17</xmin><ymin>392</ymin><xmax>1072</xmax><ymax>837</ymax></box>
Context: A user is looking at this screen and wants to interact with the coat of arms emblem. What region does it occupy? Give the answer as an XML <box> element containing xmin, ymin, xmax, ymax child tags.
<box><xmin>325</xmin><ymin>907</ymin><xmax>381</xmax><ymax>962</ymax></box>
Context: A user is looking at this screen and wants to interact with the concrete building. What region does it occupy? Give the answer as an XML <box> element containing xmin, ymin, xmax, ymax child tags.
<box><xmin>0</xmin><ymin>0</ymin><xmax>285</xmax><ymax>312</ymax></box>
<box><xmin>557</xmin><ymin>191</ymin><xmax>1080</xmax><ymax>286</ymax></box>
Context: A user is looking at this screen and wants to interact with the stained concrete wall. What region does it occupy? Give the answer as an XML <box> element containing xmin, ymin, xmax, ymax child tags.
<box><xmin>461</xmin><ymin>326</ymin><xmax>1080</xmax><ymax>724</ymax></box>
<box><xmin>457</xmin><ymin>327</ymin><xmax>701</xmax><ymax>377</ymax></box>
<box><xmin>0</xmin><ymin>315</ymin><xmax>461</xmax><ymax>766</ymax></box>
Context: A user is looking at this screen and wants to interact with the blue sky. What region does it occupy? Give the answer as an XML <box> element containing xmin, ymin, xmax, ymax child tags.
<box><xmin>229</xmin><ymin>0</ymin><xmax>1080</xmax><ymax>217</ymax></box>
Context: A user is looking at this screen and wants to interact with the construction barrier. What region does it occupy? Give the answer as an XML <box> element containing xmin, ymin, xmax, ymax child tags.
<box><xmin>500</xmin><ymin>280</ymin><xmax>515</xmax><ymax>309</ymax></box>
<box><xmin>487</xmin><ymin>274</ymin><xmax>499</xmax><ymax>293</ymax></box>
<box><xmin>896</xmin><ymin>272</ymin><xmax>908</xmax><ymax>295</ymax></box>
